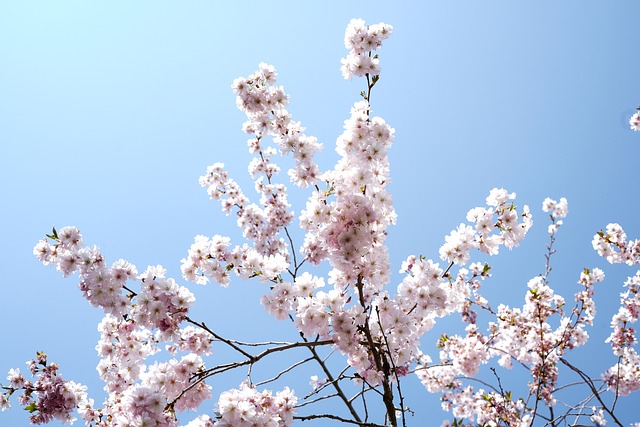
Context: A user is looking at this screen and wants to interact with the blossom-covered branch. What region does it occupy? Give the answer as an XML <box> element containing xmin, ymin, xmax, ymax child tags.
<box><xmin>2</xmin><ymin>18</ymin><xmax>639</xmax><ymax>427</ymax></box>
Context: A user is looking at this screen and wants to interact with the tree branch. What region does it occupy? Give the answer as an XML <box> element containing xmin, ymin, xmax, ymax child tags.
<box><xmin>560</xmin><ymin>358</ymin><xmax>624</xmax><ymax>427</ymax></box>
<box><xmin>301</xmin><ymin>333</ymin><xmax>363</xmax><ymax>424</ymax></box>
<box><xmin>294</xmin><ymin>413</ymin><xmax>385</xmax><ymax>427</ymax></box>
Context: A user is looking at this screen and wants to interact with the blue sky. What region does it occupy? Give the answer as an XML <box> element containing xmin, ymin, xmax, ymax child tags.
<box><xmin>1</xmin><ymin>1</ymin><xmax>639</xmax><ymax>426</ymax></box>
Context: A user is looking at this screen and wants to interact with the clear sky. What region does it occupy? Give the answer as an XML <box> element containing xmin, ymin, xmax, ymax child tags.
<box><xmin>1</xmin><ymin>1</ymin><xmax>639</xmax><ymax>426</ymax></box>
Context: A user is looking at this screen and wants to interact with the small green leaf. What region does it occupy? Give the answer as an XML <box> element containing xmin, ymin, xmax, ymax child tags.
<box><xmin>437</xmin><ymin>334</ymin><xmax>449</xmax><ymax>348</ymax></box>
<box><xmin>46</xmin><ymin>227</ymin><xmax>58</xmax><ymax>240</ymax></box>
<box><xmin>24</xmin><ymin>402</ymin><xmax>37</xmax><ymax>413</ymax></box>
<box><xmin>483</xmin><ymin>263</ymin><xmax>492</xmax><ymax>274</ymax></box>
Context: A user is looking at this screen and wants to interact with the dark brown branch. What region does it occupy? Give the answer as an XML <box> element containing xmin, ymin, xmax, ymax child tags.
<box><xmin>375</xmin><ymin>306</ymin><xmax>407</xmax><ymax>427</ymax></box>
<box><xmin>294</xmin><ymin>413</ymin><xmax>384</xmax><ymax>427</ymax></box>
<box><xmin>185</xmin><ymin>316</ymin><xmax>253</xmax><ymax>359</ymax></box>
<box><xmin>301</xmin><ymin>333</ymin><xmax>363</xmax><ymax>423</ymax></box>
<box><xmin>560</xmin><ymin>358</ymin><xmax>624</xmax><ymax>427</ymax></box>
<box><xmin>283</xmin><ymin>226</ymin><xmax>301</xmax><ymax>277</ymax></box>
<box><xmin>167</xmin><ymin>339</ymin><xmax>332</xmax><ymax>410</ymax></box>
<box><xmin>356</xmin><ymin>276</ymin><xmax>397</xmax><ymax>427</ymax></box>
<box><xmin>442</xmin><ymin>261</ymin><xmax>455</xmax><ymax>278</ymax></box>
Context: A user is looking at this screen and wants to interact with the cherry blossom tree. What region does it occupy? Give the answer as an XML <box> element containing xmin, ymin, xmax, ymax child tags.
<box><xmin>2</xmin><ymin>18</ymin><xmax>639</xmax><ymax>427</ymax></box>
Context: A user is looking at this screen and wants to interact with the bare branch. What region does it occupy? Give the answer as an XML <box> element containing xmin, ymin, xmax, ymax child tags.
<box><xmin>296</xmin><ymin>392</ymin><xmax>340</xmax><ymax>409</ymax></box>
<box><xmin>185</xmin><ymin>316</ymin><xmax>253</xmax><ymax>359</ymax></box>
<box><xmin>167</xmin><ymin>339</ymin><xmax>333</xmax><ymax>410</ymax></box>
<box><xmin>294</xmin><ymin>413</ymin><xmax>385</xmax><ymax>427</ymax></box>
<box><xmin>254</xmin><ymin>356</ymin><xmax>314</xmax><ymax>387</ymax></box>
<box><xmin>560</xmin><ymin>358</ymin><xmax>624</xmax><ymax>427</ymax></box>
<box><xmin>301</xmin><ymin>332</ymin><xmax>363</xmax><ymax>424</ymax></box>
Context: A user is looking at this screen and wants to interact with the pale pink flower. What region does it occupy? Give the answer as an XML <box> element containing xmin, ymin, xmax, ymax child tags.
<box><xmin>630</xmin><ymin>110</ymin><xmax>640</xmax><ymax>131</ymax></box>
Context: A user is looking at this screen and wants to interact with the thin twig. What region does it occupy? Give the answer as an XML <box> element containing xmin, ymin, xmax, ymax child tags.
<box><xmin>361</xmin><ymin>381</ymin><xmax>370</xmax><ymax>423</ymax></box>
<box><xmin>301</xmin><ymin>332</ymin><xmax>363</xmax><ymax>423</ymax></box>
<box><xmin>185</xmin><ymin>316</ymin><xmax>253</xmax><ymax>359</ymax></box>
<box><xmin>303</xmin><ymin>365</ymin><xmax>349</xmax><ymax>400</ymax></box>
<box><xmin>295</xmin><ymin>392</ymin><xmax>340</xmax><ymax>409</ymax></box>
<box><xmin>612</xmin><ymin>353</ymin><xmax>622</xmax><ymax>411</ymax></box>
<box><xmin>166</xmin><ymin>339</ymin><xmax>332</xmax><ymax>410</ymax></box>
<box><xmin>457</xmin><ymin>375</ymin><xmax>501</xmax><ymax>395</ymax></box>
<box><xmin>442</xmin><ymin>261</ymin><xmax>455</xmax><ymax>278</ymax></box>
<box><xmin>222</xmin><ymin>339</ymin><xmax>292</xmax><ymax>347</ymax></box>
<box><xmin>490</xmin><ymin>367</ymin><xmax>505</xmax><ymax>397</ymax></box>
<box><xmin>294</xmin><ymin>413</ymin><xmax>384</xmax><ymax>427</ymax></box>
<box><xmin>284</xmin><ymin>226</ymin><xmax>299</xmax><ymax>276</ymax></box>
<box><xmin>254</xmin><ymin>356</ymin><xmax>314</xmax><ymax>387</ymax></box>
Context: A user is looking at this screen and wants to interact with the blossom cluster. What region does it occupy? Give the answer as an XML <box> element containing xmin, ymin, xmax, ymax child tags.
<box><xmin>95</xmin><ymin>314</ymin><xmax>159</xmax><ymax>396</ymax></box>
<box><xmin>417</xmin><ymin>199</ymin><xmax>614</xmax><ymax>424</ymax></box>
<box><xmin>198</xmin><ymin>160</ymin><xmax>293</xmax><ymax>260</ymax></box>
<box><xmin>260</xmin><ymin>186</ymin><xmax>531</xmax><ymax>392</ymax></box>
<box><xmin>593</xmin><ymin>223</ymin><xmax>640</xmax><ymax>265</ymax></box>
<box><xmin>440</xmin><ymin>188</ymin><xmax>533</xmax><ymax>265</ymax></box>
<box><xmin>591</xmin><ymin>221</ymin><xmax>640</xmax><ymax>398</ymax></box>
<box><xmin>197</xmin><ymin>61</ymin><xmax>326</xmax><ymax>267</ymax></box>
<box><xmin>340</xmin><ymin>18</ymin><xmax>392</xmax><ymax>79</ymax></box>
<box><xmin>602</xmin><ymin>270</ymin><xmax>640</xmax><ymax>396</ymax></box>
<box><xmin>300</xmin><ymin>99</ymin><xmax>396</xmax><ymax>289</ymax></box>
<box><xmin>111</xmin><ymin>354</ymin><xmax>210</xmax><ymax>425</ymax></box>
<box><xmin>215</xmin><ymin>383</ymin><xmax>296</xmax><ymax>427</ymax></box>
<box><xmin>180</xmin><ymin>232</ymin><xmax>291</xmax><ymax>290</ymax></box>
<box><xmin>33</xmin><ymin>226</ymin><xmax>132</xmax><ymax>316</ymax></box>
<box><xmin>192</xmin><ymin>27</ymin><xmax>400</xmax><ymax>387</ymax></box>
<box><xmin>439</xmin><ymin>388</ymin><xmax>529</xmax><ymax>427</ymax></box>
<box><xmin>231</xmin><ymin>62</ymin><xmax>322</xmax><ymax>189</ymax></box>
<box><xmin>487</xmin><ymin>267</ymin><xmax>603</xmax><ymax>406</ymax></box>
<box><xmin>180</xmin><ymin>384</ymin><xmax>297</xmax><ymax>427</ymax></box>
<box><xmin>542</xmin><ymin>196</ymin><xmax>568</xmax><ymax>234</ymax></box>
<box><xmin>26</xmin><ymin>227</ymin><xmax>294</xmax><ymax>426</ymax></box>
<box><xmin>33</xmin><ymin>227</ymin><xmax>199</xmax><ymax>342</ymax></box>
<box><xmin>0</xmin><ymin>353</ymin><xmax>88</xmax><ymax>425</ymax></box>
